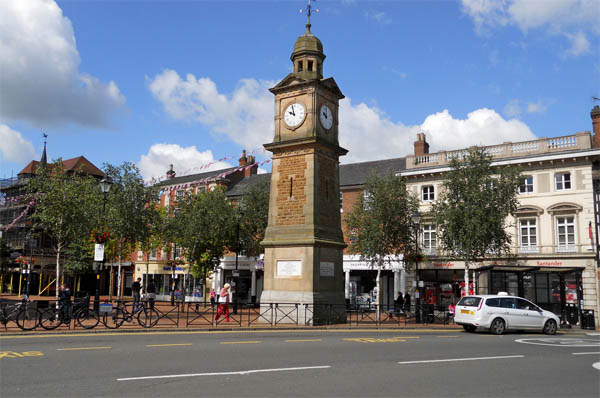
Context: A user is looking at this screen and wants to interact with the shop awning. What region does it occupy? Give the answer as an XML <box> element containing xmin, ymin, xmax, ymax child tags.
<box><xmin>474</xmin><ymin>265</ymin><xmax>539</xmax><ymax>273</ymax></box>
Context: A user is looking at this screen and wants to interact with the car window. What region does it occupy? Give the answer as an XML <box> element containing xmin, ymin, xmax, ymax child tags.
<box><xmin>499</xmin><ymin>298</ymin><xmax>515</xmax><ymax>309</ymax></box>
<box><xmin>457</xmin><ymin>297</ymin><xmax>482</xmax><ymax>307</ymax></box>
<box><xmin>516</xmin><ymin>298</ymin><xmax>539</xmax><ymax>311</ymax></box>
<box><xmin>486</xmin><ymin>298</ymin><xmax>499</xmax><ymax>307</ymax></box>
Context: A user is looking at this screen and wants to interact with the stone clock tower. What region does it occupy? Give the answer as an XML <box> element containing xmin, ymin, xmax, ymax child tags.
<box><xmin>260</xmin><ymin>17</ymin><xmax>347</xmax><ymax>324</ymax></box>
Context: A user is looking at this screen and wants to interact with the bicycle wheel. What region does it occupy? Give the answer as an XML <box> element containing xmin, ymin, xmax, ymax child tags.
<box><xmin>39</xmin><ymin>307</ymin><xmax>62</xmax><ymax>330</ymax></box>
<box><xmin>75</xmin><ymin>308</ymin><xmax>100</xmax><ymax>329</ymax></box>
<box><xmin>137</xmin><ymin>308</ymin><xmax>159</xmax><ymax>328</ymax></box>
<box><xmin>102</xmin><ymin>307</ymin><xmax>125</xmax><ymax>329</ymax></box>
<box><xmin>15</xmin><ymin>307</ymin><xmax>41</xmax><ymax>331</ymax></box>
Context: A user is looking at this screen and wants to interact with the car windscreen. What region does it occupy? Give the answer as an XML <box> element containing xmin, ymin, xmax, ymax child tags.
<box><xmin>457</xmin><ymin>297</ymin><xmax>482</xmax><ymax>307</ymax></box>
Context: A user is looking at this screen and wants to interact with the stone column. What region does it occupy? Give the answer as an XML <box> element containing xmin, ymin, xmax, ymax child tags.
<box><xmin>251</xmin><ymin>269</ymin><xmax>257</xmax><ymax>304</ymax></box>
<box><xmin>344</xmin><ymin>270</ymin><xmax>350</xmax><ymax>299</ymax></box>
<box><xmin>394</xmin><ymin>270</ymin><xmax>401</xmax><ymax>296</ymax></box>
<box><xmin>400</xmin><ymin>267</ymin><xmax>406</xmax><ymax>294</ymax></box>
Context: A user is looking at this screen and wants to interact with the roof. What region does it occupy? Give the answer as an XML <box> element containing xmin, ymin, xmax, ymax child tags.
<box><xmin>226</xmin><ymin>174</ymin><xmax>271</xmax><ymax>197</ymax></box>
<box><xmin>18</xmin><ymin>156</ymin><xmax>104</xmax><ymax>177</ymax></box>
<box><xmin>156</xmin><ymin>166</ymin><xmax>239</xmax><ymax>187</ymax></box>
<box><xmin>340</xmin><ymin>157</ymin><xmax>406</xmax><ymax>188</ymax></box>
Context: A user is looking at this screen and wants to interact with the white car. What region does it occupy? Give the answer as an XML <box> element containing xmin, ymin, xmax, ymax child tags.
<box><xmin>454</xmin><ymin>293</ymin><xmax>560</xmax><ymax>335</ymax></box>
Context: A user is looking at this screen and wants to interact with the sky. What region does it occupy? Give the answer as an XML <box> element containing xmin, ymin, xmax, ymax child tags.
<box><xmin>1</xmin><ymin>0</ymin><xmax>599</xmax><ymax>182</ymax></box>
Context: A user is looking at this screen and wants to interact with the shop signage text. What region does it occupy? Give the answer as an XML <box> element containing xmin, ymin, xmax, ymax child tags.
<box><xmin>163</xmin><ymin>266</ymin><xmax>184</xmax><ymax>271</ymax></box>
<box><xmin>536</xmin><ymin>261</ymin><xmax>563</xmax><ymax>266</ymax></box>
<box><xmin>433</xmin><ymin>262</ymin><xmax>453</xmax><ymax>268</ymax></box>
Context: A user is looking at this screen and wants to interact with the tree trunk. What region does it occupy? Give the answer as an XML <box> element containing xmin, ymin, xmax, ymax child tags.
<box><xmin>117</xmin><ymin>238</ymin><xmax>123</xmax><ymax>299</ymax></box>
<box><xmin>109</xmin><ymin>267</ymin><xmax>114</xmax><ymax>300</ymax></box>
<box><xmin>464</xmin><ymin>261</ymin><xmax>470</xmax><ymax>297</ymax></box>
<box><xmin>376</xmin><ymin>257</ymin><xmax>382</xmax><ymax>322</ymax></box>
<box><xmin>55</xmin><ymin>244</ymin><xmax>61</xmax><ymax>310</ymax></box>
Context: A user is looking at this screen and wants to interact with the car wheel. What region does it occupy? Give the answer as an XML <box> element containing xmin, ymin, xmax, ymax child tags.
<box><xmin>543</xmin><ymin>319</ymin><xmax>557</xmax><ymax>335</ymax></box>
<box><xmin>490</xmin><ymin>318</ymin><xmax>505</xmax><ymax>335</ymax></box>
<box><xmin>463</xmin><ymin>325</ymin><xmax>476</xmax><ymax>333</ymax></box>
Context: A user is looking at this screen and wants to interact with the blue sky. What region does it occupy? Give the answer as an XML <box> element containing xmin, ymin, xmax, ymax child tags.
<box><xmin>1</xmin><ymin>0</ymin><xmax>599</xmax><ymax>182</ymax></box>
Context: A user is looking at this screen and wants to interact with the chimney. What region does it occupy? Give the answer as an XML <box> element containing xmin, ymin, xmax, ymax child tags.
<box><xmin>166</xmin><ymin>164</ymin><xmax>176</xmax><ymax>179</ymax></box>
<box><xmin>592</xmin><ymin>106</ymin><xmax>600</xmax><ymax>148</ymax></box>
<box><xmin>239</xmin><ymin>150</ymin><xmax>248</xmax><ymax>167</ymax></box>
<box><xmin>414</xmin><ymin>133</ymin><xmax>429</xmax><ymax>156</ymax></box>
<box><xmin>244</xmin><ymin>155</ymin><xmax>258</xmax><ymax>177</ymax></box>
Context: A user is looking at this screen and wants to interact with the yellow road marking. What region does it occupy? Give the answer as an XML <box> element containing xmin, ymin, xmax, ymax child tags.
<box><xmin>344</xmin><ymin>336</ymin><xmax>419</xmax><ymax>343</ymax></box>
<box><xmin>220</xmin><ymin>340</ymin><xmax>261</xmax><ymax>345</ymax></box>
<box><xmin>147</xmin><ymin>343</ymin><xmax>193</xmax><ymax>347</ymax></box>
<box><xmin>0</xmin><ymin>351</ymin><xmax>44</xmax><ymax>359</ymax></box>
<box><xmin>57</xmin><ymin>346</ymin><xmax>112</xmax><ymax>351</ymax></box>
<box><xmin>0</xmin><ymin>329</ymin><xmax>460</xmax><ymax>340</ymax></box>
<box><xmin>285</xmin><ymin>339</ymin><xmax>322</xmax><ymax>342</ymax></box>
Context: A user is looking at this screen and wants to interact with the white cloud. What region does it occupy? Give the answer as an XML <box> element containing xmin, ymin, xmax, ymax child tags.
<box><xmin>365</xmin><ymin>10</ymin><xmax>392</xmax><ymax>25</ymax></box>
<box><xmin>503</xmin><ymin>99</ymin><xmax>522</xmax><ymax>118</ymax></box>
<box><xmin>0</xmin><ymin>124</ymin><xmax>38</xmax><ymax>164</ymax></box>
<box><xmin>526</xmin><ymin>99</ymin><xmax>547</xmax><ymax>114</ymax></box>
<box><xmin>148</xmin><ymin>70</ymin><xmax>274</xmax><ymax>151</ymax></box>
<box><xmin>137</xmin><ymin>143</ymin><xmax>232</xmax><ymax>181</ymax></box>
<box><xmin>0</xmin><ymin>0</ymin><xmax>126</xmax><ymax>128</ymax></box>
<box><xmin>149</xmin><ymin>75</ymin><xmax>537</xmax><ymax>165</ymax></box>
<box><xmin>461</xmin><ymin>0</ymin><xmax>599</xmax><ymax>57</ymax></box>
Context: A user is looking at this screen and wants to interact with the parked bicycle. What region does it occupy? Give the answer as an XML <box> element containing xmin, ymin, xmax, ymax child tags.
<box><xmin>102</xmin><ymin>300</ymin><xmax>159</xmax><ymax>329</ymax></box>
<box><xmin>0</xmin><ymin>296</ymin><xmax>42</xmax><ymax>331</ymax></box>
<box><xmin>39</xmin><ymin>294</ymin><xmax>99</xmax><ymax>330</ymax></box>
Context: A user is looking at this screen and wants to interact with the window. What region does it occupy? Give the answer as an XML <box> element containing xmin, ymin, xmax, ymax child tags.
<box><xmin>137</xmin><ymin>250</ymin><xmax>143</xmax><ymax>261</ymax></box>
<box><xmin>297</xmin><ymin>61</ymin><xmax>303</xmax><ymax>72</ymax></box>
<box><xmin>519</xmin><ymin>176</ymin><xmax>533</xmax><ymax>194</ymax></box>
<box><xmin>515</xmin><ymin>298</ymin><xmax>536</xmax><ymax>311</ymax></box>
<box><xmin>149</xmin><ymin>249</ymin><xmax>157</xmax><ymax>260</ymax></box>
<box><xmin>499</xmin><ymin>298</ymin><xmax>515</xmax><ymax>309</ymax></box>
<box><xmin>486</xmin><ymin>298</ymin><xmax>499</xmax><ymax>307</ymax></box>
<box><xmin>457</xmin><ymin>297</ymin><xmax>481</xmax><ymax>307</ymax></box>
<box><xmin>164</xmin><ymin>194</ymin><xmax>170</xmax><ymax>207</ymax></box>
<box><xmin>307</xmin><ymin>60</ymin><xmax>313</xmax><ymax>71</ymax></box>
<box><xmin>421</xmin><ymin>185</ymin><xmax>435</xmax><ymax>201</ymax></box>
<box><xmin>422</xmin><ymin>225</ymin><xmax>436</xmax><ymax>255</ymax></box>
<box><xmin>555</xmin><ymin>172</ymin><xmax>571</xmax><ymax>191</ymax></box>
<box><xmin>363</xmin><ymin>190</ymin><xmax>373</xmax><ymax>210</ymax></box>
<box><xmin>556</xmin><ymin>216</ymin><xmax>575</xmax><ymax>252</ymax></box>
<box><xmin>519</xmin><ymin>219</ymin><xmax>537</xmax><ymax>253</ymax></box>
<box><xmin>175</xmin><ymin>190</ymin><xmax>184</xmax><ymax>201</ymax></box>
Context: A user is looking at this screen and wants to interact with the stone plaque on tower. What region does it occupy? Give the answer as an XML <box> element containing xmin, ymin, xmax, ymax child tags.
<box><xmin>260</xmin><ymin>5</ymin><xmax>347</xmax><ymax>325</ymax></box>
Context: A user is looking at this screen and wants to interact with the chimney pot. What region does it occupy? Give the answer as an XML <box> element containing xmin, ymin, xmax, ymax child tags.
<box><xmin>414</xmin><ymin>133</ymin><xmax>429</xmax><ymax>156</ymax></box>
<box><xmin>591</xmin><ymin>106</ymin><xmax>600</xmax><ymax>148</ymax></box>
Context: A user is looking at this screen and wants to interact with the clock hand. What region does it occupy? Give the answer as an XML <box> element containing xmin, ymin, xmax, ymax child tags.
<box><xmin>322</xmin><ymin>111</ymin><xmax>328</xmax><ymax>119</ymax></box>
<box><xmin>290</xmin><ymin>105</ymin><xmax>296</xmax><ymax>116</ymax></box>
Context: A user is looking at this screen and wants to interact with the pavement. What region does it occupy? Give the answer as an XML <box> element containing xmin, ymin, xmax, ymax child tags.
<box><xmin>1</xmin><ymin>328</ymin><xmax>599</xmax><ymax>397</ymax></box>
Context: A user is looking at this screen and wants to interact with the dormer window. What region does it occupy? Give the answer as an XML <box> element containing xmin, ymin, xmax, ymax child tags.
<box><xmin>297</xmin><ymin>61</ymin><xmax>303</xmax><ymax>72</ymax></box>
<box><xmin>307</xmin><ymin>60</ymin><xmax>313</xmax><ymax>71</ymax></box>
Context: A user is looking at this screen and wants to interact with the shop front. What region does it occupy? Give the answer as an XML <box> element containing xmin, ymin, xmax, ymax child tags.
<box><xmin>133</xmin><ymin>263</ymin><xmax>200</xmax><ymax>302</ymax></box>
<box><xmin>343</xmin><ymin>255</ymin><xmax>405</xmax><ymax>308</ymax></box>
<box><xmin>214</xmin><ymin>255</ymin><xmax>263</xmax><ymax>304</ymax></box>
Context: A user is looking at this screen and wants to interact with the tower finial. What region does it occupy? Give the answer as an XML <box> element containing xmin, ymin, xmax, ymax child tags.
<box><xmin>40</xmin><ymin>133</ymin><xmax>48</xmax><ymax>166</ymax></box>
<box><xmin>299</xmin><ymin>0</ymin><xmax>319</xmax><ymax>33</ymax></box>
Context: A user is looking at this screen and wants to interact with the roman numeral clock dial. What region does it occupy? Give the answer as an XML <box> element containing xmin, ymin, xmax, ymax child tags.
<box><xmin>320</xmin><ymin>104</ymin><xmax>333</xmax><ymax>130</ymax></box>
<box><xmin>284</xmin><ymin>103</ymin><xmax>306</xmax><ymax>128</ymax></box>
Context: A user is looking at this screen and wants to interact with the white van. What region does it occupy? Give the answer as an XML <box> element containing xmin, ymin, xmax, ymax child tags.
<box><xmin>454</xmin><ymin>293</ymin><xmax>560</xmax><ymax>335</ymax></box>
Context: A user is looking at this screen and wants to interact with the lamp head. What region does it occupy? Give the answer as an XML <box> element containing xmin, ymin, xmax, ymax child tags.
<box><xmin>411</xmin><ymin>210</ymin><xmax>420</xmax><ymax>226</ymax></box>
<box><xmin>99</xmin><ymin>176</ymin><xmax>113</xmax><ymax>194</ymax></box>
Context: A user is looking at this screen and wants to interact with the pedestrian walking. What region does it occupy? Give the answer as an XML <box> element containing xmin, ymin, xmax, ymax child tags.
<box><xmin>131</xmin><ymin>277</ymin><xmax>142</xmax><ymax>312</ymax></box>
<box><xmin>210</xmin><ymin>289</ymin><xmax>216</xmax><ymax>309</ymax></box>
<box><xmin>403</xmin><ymin>292</ymin><xmax>411</xmax><ymax>313</ymax></box>
<box><xmin>394</xmin><ymin>292</ymin><xmax>404</xmax><ymax>316</ymax></box>
<box><xmin>214</xmin><ymin>283</ymin><xmax>231</xmax><ymax>322</ymax></box>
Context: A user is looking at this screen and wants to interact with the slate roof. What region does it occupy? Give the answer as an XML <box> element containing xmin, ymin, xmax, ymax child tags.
<box><xmin>155</xmin><ymin>166</ymin><xmax>239</xmax><ymax>187</ymax></box>
<box><xmin>18</xmin><ymin>156</ymin><xmax>104</xmax><ymax>177</ymax></box>
<box><xmin>226</xmin><ymin>173</ymin><xmax>271</xmax><ymax>197</ymax></box>
<box><xmin>339</xmin><ymin>157</ymin><xmax>406</xmax><ymax>188</ymax></box>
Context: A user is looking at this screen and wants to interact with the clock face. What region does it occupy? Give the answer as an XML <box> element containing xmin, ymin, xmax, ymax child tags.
<box><xmin>283</xmin><ymin>103</ymin><xmax>306</xmax><ymax>128</ymax></box>
<box><xmin>319</xmin><ymin>104</ymin><xmax>333</xmax><ymax>130</ymax></box>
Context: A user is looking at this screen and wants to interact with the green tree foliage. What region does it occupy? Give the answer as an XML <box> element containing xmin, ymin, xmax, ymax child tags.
<box><xmin>0</xmin><ymin>236</ymin><xmax>10</xmax><ymax>275</ymax></box>
<box><xmin>103</xmin><ymin>162</ymin><xmax>160</xmax><ymax>297</ymax></box>
<box><xmin>170</xmin><ymin>186</ymin><xmax>236</xmax><ymax>280</ymax></box>
<box><xmin>63</xmin><ymin>236</ymin><xmax>94</xmax><ymax>275</ymax></box>
<box><xmin>238</xmin><ymin>180</ymin><xmax>269</xmax><ymax>258</ymax></box>
<box><xmin>431</xmin><ymin>148</ymin><xmax>522</xmax><ymax>289</ymax></box>
<box><xmin>344</xmin><ymin>172</ymin><xmax>418</xmax><ymax>317</ymax></box>
<box><xmin>27</xmin><ymin>160</ymin><xmax>102</xmax><ymax>302</ymax></box>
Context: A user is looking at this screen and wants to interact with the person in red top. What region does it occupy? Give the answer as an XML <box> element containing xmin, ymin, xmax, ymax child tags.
<box><xmin>215</xmin><ymin>283</ymin><xmax>231</xmax><ymax>322</ymax></box>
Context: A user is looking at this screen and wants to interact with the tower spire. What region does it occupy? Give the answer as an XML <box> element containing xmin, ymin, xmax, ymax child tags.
<box><xmin>300</xmin><ymin>0</ymin><xmax>319</xmax><ymax>33</ymax></box>
<box><xmin>40</xmin><ymin>133</ymin><xmax>48</xmax><ymax>167</ymax></box>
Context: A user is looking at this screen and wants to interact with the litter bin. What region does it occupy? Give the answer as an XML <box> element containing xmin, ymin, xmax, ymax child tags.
<box><xmin>581</xmin><ymin>310</ymin><xmax>596</xmax><ymax>330</ymax></box>
<box><xmin>565</xmin><ymin>303</ymin><xmax>578</xmax><ymax>325</ymax></box>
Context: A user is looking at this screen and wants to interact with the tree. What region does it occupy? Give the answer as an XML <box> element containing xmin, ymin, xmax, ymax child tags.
<box><xmin>238</xmin><ymin>180</ymin><xmax>270</xmax><ymax>258</ymax></box>
<box><xmin>0</xmin><ymin>236</ymin><xmax>10</xmax><ymax>276</ymax></box>
<box><xmin>344</xmin><ymin>172</ymin><xmax>418</xmax><ymax>320</ymax></box>
<box><xmin>431</xmin><ymin>148</ymin><xmax>522</xmax><ymax>295</ymax></box>
<box><xmin>103</xmin><ymin>162</ymin><xmax>159</xmax><ymax>298</ymax></box>
<box><xmin>170</xmin><ymin>187</ymin><xmax>236</xmax><ymax>287</ymax></box>
<box><xmin>27</xmin><ymin>160</ymin><xmax>102</xmax><ymax>306</ymax></box>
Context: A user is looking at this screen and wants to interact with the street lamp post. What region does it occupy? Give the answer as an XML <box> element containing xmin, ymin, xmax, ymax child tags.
<box><xmin>95</xmin><ymin>177</ymin><xmax>112</xmax><ymax>311</ymax></box>
<box><xmin>25</xmin><ymin>233</ymin><xmax>34</xmax><ymax>298</ymax></box>
<box><xmin>411</xmin><ymin>211</ymin><xmax>421</xmax><ymax>324</ymax></box>
<box><xmin>233</xmin><ymin>204</ymin><xmax>243</xmax><ymax>315</ymax></box>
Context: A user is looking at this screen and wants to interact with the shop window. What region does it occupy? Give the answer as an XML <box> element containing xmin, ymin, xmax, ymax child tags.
<box><xmin>519</xmin><ymin>176</ymin><xmax>534</xmax><ymax>194</ymax></box>
<box><xmin>556</xmin><ymin>216</ymin><xmax>575</xmax><ymax>252</ymax></box>
<box><xmin>421</xmin><ymin>185</ymin><xmax>435</xmax><ymax>201</ymax></box>
<box><xmin>422</xmin><ymin>225</ymin><xmax>436</xmax><ymax>255</ymax></box>
<box><xmin>555</xmin><ymin>172</ymin><xmax>571</xmax><ymax>191</ymax></box>
<box><xmin>363</xmin><ymin>191</ymin><xmax>373</xmax><ymax>210</ymax></box>
<box><xmin>519</xmin><ymin>219</ymin><xmax>537</xmax><ymax>253</ymax></box>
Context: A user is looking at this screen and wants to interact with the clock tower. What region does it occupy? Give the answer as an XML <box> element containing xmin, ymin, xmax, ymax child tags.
<box><xmin>260</xmin><ymin>14</ymin><xmax>347</xmax><ymax>324</ymax></box>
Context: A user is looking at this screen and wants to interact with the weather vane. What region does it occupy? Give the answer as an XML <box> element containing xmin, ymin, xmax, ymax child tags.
<box><xmin>299</xmin><ymin>0</ymin><xmax>319</xmax><ymax>29</ymax></box>
<box><xmin>42</xmin><ymin>132</ymin><xmax>48</xmax><ymax>145</ymax></box>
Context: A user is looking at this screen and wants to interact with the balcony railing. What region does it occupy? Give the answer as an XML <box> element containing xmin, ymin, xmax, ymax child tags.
<box><xmin>518</xmin><ymin>246</ymin><xmax>539</xmax><ymax>254</ymax></box>
<box><xmin>406</xmin><ymin>132</ymin><xmax>591</xmax><ymax>169</ymax></box>
<box><xmin>418</xmin><ymin>243</ymin><xmax>593</xmax><ymax>257</ymax></box>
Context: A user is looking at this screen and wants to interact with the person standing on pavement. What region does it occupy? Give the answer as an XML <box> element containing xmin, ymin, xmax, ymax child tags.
<box><xmin>145</xmin><ymin>279</ymin><xmax>156</xmax><ymax>309</ymax></box>
<box><xmin>58</xmin><ymin>283</ymin><xmax>72</xmax><ymax>319</ymax></box>
<box><xmin>395</xmin><ymin>292</ymin><xmax>404</xmax><ymax>315</ymax></box>
<box><xmin>214</xmin><ymin>283</ymin><xmax>231</xmax><ymax>322</ymax></box>
<box><xmin>131</xmin><ymin>277</ymin><xmax>142</xmax><ymax>312</ymax></box>
<box><xmin>210</xmin><ymin>289</ymin><xmax>216</xmax><ymax>309</ymax></box>
<box><xmin>403</xmin><ymin>292</ymin><xmax>411</xmax><ymax>313</ymax></box>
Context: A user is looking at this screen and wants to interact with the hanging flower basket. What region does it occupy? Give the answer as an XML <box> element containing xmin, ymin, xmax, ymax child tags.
<box><xmin>90</xmin><ymin>229</ymin><xmax>111</xmax><ymax>244</ymax></box>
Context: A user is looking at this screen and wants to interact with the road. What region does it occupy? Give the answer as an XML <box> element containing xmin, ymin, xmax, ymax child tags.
<box><xmin>1</xmin><ymin>329</ymin><xmax>599</xmax><ymax>397</ymax></box>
